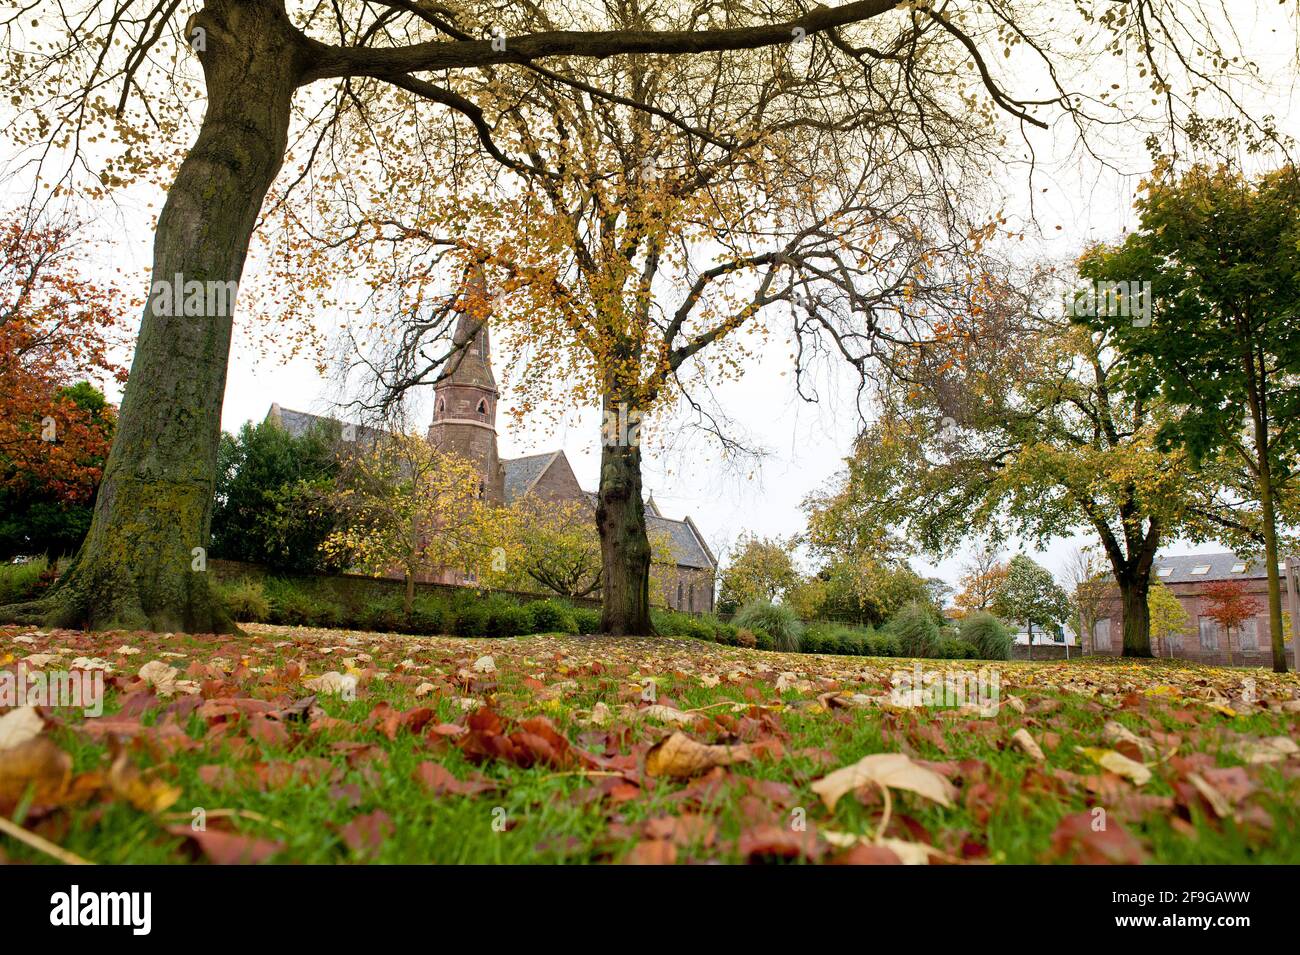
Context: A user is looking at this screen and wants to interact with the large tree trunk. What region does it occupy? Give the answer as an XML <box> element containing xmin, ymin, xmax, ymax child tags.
<box><xmin>596</xmin><ymin>396</ymin><xmax>653</xmax><ymax>636</ymax></box>
<box><xmin>3</xmin><ymin>0</ymin><xmax>308</xmax><ymax>633</ymax></box>
<box><xmin>1119</xmin><ymin>573</ymin><xmax>1153</xmax><ymax>658</ymax></box>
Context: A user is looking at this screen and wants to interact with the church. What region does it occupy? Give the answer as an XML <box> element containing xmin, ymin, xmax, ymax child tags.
<box><xmin>265</xmin><ymin>316</ymin><xmax>717</xmax><ymax>612</ymax></box>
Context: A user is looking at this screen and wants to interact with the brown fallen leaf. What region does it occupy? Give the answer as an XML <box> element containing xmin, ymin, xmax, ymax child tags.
<box><xmin>1102</xmin><ymin>721</ymin><xmax>1157</xmax><ymax>761</ymax></box>
<box><xmin>644</xmin><ymin>732</ymin><xmax>751</xmax><ymax>778</ymax></box>
<box><xmin>106</xmin><ymin>746</ymin><xmax>182</xmax><ymax>813</ymax></box>
<box><xmin>811</xmin><ymin>752</ymin><xmax>955</xmax><ymax>811</ymax></box>
<box><xmin>624</xmin><ymin>840</ymin><xmax>678</xmax><ymax>865</ymax></box>
<box><xmin>1049</xmin><ymin>812</ymin><xmax>1146</xmax><ymax>864</ymax></box>
<box><xmin>0</xmin><ymin>737</ymin><xmax>72</xmax><ymax>811</ymax></box>
<box><xmin>1010</xmin><ymin>728</ymin><xmax>1045</xmax><ymax>762</ymax></box>
<box><xmin>168</xmin><ymin>826</ymin><xmax>283</xmax><ymax>864</ymax></box>
<box><xmin>412</xmin><ymin>761</ymin><xmax>497</xmax><ymax>796</ymax></box>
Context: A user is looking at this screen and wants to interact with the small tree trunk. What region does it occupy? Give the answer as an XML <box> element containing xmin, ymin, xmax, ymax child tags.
<box><xmin>1258</xmin><ymin>464</ymin><xmax>1289</xmax><ymax>673</ymax></box>
<box><xmin>596</xmin><ymin>396</ymin><xmax>652</xmax><ymax>636</ymax></box>
<box><xmin>404</xmin><ymin>570</ymin><xmax>415</xmax><ymax>617</ymax></box>
<box><xmin>5</xmin><ymin>0</ymin><xmax>309</xmax><ymax>633</ymax></box>
<box><xmin>1119</xmin><ymin>574</ymin><xmax>1153</xmax><ymax>658</ymax></box>
<box><xmin>1026</xmin><ymin>621</ymin><xmax>1033</xmax><ymax>661</ymax></box>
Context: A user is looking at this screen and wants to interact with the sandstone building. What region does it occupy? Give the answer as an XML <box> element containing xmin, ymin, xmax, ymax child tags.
<box><xmin>266</xmin><ymin>316</ymin><xmax>716</xmax><ymax>611</ymax></box>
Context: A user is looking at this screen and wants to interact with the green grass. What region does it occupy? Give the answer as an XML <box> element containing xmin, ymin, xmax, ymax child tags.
<box><xmin>2</xmin><ymin>623</ymin><xmax>1299</xmax><ymax>864</ymax></box>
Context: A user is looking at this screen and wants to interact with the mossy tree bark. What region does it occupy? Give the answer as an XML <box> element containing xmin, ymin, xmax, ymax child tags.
<box><xmin>596</xmin><ymin>394</ymin><xmax>654</xmax><ymax>636</ymax></box>
<box><xmin>3</xmin><ymin>0</ymin><xmax>311</xmax><ymax>633</ymax></box>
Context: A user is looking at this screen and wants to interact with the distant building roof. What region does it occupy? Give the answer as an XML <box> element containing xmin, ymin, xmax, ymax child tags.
<box><xmin>266</xmin><ymin>403</ymin><xmax>389</xmax><ymax>446</ymax></box>
<box><xmin>1152</xmin><ymin>552</ymin><xmax>1283</xmax><ymax>584</ymax></box>
<box><xmin>502</xmin><ymin>452</ymin><xmax>560</xmax><ymax>502</ymax></box>
<box><xmin>264</xmin><ymin>404</ymin><xmax>716</xmax><ymax>571</ymax></box>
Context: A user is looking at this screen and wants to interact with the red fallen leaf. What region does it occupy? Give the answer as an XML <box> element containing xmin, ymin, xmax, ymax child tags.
<box><xmin>1041</xmin><ymin>731</ymin><xmax>1062</xmax><ymax>750</ymax></box>
<box><xmin>624</xmin><ymin>840</ymin><xmax>678</xmax><ymax>865</ymax></box>
<box><xmin>246</xmin><ymin>714</ymin><xmax>290</xmax><ymax>748</ymax></box>
<box><xmin>737</xmin><ymin>824</ymin><xmax>824</xmax><ymax>863</ymax></box>
<box><xmin>1109</xmin><ymin>793</ymin><xmax>1176</xmax><ymax>819</ymax></box>
<box><xmin>339</xmin><ymin>809</ymin><xmax>394</xmax><ymax>855</ymax></box>
<box><xmin>964</xmin><ymin>782</ymin><xmax>1000</xmax><ymax>825</ymax></box>
<box><xmin>642</xmin><ymin>814</ymin><xmax>717</xmax><ymax>847</ymax></box>
<box><xmin>412</xmin><ymin>761</ymin><xmax>497</xmax><ymax>796</ymax></box>
<box><xmin>1200</xmin><ymin>766</ymin><xmax>1255</xmax><ymax>805</ymax></box>
<box><xmin>830</xmin><ymin>844</ymin><xmax>905</xmax><ymax>865</ymax></box>
<box><xmin>426</xmin><ymin>722</ymin><xmax>467</xmax><ymax>739</ymax></box>
<box><xmin>168</xmin><ymin>826</ymin><xmax>283</xmax><ymax>864</ymax></box>
<box><xmin>1049</xmin><ymin>812</ymin><xmax>1146</xmax><ymax>864</ymax></box>
<box><xmin>80</xmin><ymin>714</ymin><xmax>144</xmax><ymax>739</ymax></box>
<box><xmin>197</xmin><ymin>764</ymin><xmax>242</xmax><ymax>789</ymax></box>
<box><xmin>116</xmin><ymin>691</ymin><xmax>159</xmax><ymax>717</ymax></box>
<box><xmin>748</xmin><ymin>737</ymin><xmax>785</xmax><ymax>761</ymax></box>
<box><xmin>328</xmin><ymin>783</ymin><xmax>363</xmax><ymax>807</ymax></box>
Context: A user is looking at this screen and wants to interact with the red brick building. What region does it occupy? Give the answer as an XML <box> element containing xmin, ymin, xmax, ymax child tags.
<box><xmin>1086</xmin><ymin>552</ymin><xmax>1300</xmax><ymax>666</ymax></box>
<box><xmin>267</xmin><ymin>315</ymin><xmax>716</xmax><ymax>611</ymax></box>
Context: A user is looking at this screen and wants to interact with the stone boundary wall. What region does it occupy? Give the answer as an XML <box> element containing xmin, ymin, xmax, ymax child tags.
<box><xmin>209</xmin><ymin>558</ymin><xmax>605</xmax><ymax>610</ymax></box>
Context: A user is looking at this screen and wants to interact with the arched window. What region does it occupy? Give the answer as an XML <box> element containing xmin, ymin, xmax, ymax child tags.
<box><xmin>676</xmin><ymin>581</ymin><xmax>684</xmax><ymax>608</ymax></box>
<box><xmin>477</xmin><ymin>480</ymin><xmax>485</xmax><ymax>501</ymax></box>
<box><xmin>437</xmin><ymin>398</ymin><xmax>446</xmax><ymax>417</ymax></box>
<box><xmin>688</xmin><ymin>584</ymin><xmax>695</xmax><ymax>612</ymax></box>
<box><xmin>476</xmin><ymin>398</ymin><xmax>488</xmax><ymax>418</ymax></box>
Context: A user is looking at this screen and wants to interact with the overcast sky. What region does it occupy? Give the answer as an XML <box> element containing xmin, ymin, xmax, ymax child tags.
<box><xmin>8</xmin><ymin>4</ymin><xmax>1298</xmax><ymax>593</ymax></box>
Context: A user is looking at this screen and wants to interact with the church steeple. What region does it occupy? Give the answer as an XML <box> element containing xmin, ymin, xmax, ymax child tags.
<box><xmin>427</xmin><ymin>274</ymin><xmax>504</xmax><ymax>502</ymax></box>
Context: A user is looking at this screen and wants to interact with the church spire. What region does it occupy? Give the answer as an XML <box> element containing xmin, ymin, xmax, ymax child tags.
<box><xmin>427</xmin><ymin>266</ymin><xmax>504</xmax><ymax>502</ymax></box>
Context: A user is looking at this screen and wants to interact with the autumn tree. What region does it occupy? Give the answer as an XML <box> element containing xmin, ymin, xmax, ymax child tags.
<box><xmin>1078</xmin><ymin>161</ymin><xmax>1300</xmax><ymax>671</ymax></box>
<box><xmin>953</xmin><ymin>548</ymin><xmax>1009</xmax><ymax>618</ymax></box>
<box><xmin>322</xmin><ymin>432</ymin><xmax>493</xmax><ymax>615</ymax></box>
<box><xmin>1061</xmin><ymin>546</ymin><xmax>1111</xmax><ymax>651</ymax></box>
<box><xmin>2</xmin><ymin>0</ymin><xmax>1282</xmax><ymax>633</ymax></box>
<box><xmin>718</xmin><ymin>533</ymin><xmax>798</xmax><ymax>613</ymax></box>
<box><xmin>1202</xmin><ymin>579</ymin><xmax>1263</xmax><ymax>668</ymax></box>
<box><xmin>0</xmin><ymin>216</ymin><xmax>126</xmax><ymax>560</ymax></box>
<box><xmin>1147</xmin><ymin>579</ymin><xmax>1190</xmax><ymax>659</ymax></box>
<box><xmin>820</xmin><ymin>281</ymin><xmax>1215</xmax><ymax>657</ymax></box>
<box><xmin>487</xmin><ymin>495</ymin><xmax>673</xmax><ymax>601</ymax></box>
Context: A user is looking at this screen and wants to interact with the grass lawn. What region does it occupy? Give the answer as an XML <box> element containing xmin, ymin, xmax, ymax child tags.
<box><xmin>2</xmin><ymin>621</ymin><xmax>1299</xmax><ymax>864</ymax></box>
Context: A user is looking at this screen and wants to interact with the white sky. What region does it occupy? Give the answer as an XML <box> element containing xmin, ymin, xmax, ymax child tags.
<box><xmin>6</xmin><ymin>3</ymin><xmax>1298</xmax><ymax>593</ymax></box>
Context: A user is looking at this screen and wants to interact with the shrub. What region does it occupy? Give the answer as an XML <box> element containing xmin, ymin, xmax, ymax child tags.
<box><xmin>959</xmin><ymin>611</ymin><xmax>1014</xmax><ymax>661</ymax></box>
<box><xmin>0</xmin><ymin>557</ymin><xmax>51</xmax><ymax>604</ymax></box>
<box><xmin>408</xmin><ymin>595</ymin><xmax>447</xmax><ymax>635</ymax></box>
<box><xmin>711</xmin><ymin>621</ymin><xmax>738</xmax><ymax>645</ymax></box>
<box><xmin>735</xmin><ymin>628</ymin><xmax>758</xmax><ymax>649</ymax></box>
<box><xmin>483</xmin><ymin>597</ymin><xmax>530</xmax><ymax>638</ymax></box>
<box><xmin>754</xmin><ymin>628</ymin><xmax>775</xmax><ymax>651</ymax></box>
<box><xmin>801</xmin><ymin>631</ymin><xmax>826</xmax><ymax>654</ymax></box>
<box><xmin>220</xmin><ymin>578</ymin><xmax>271</xmax><ymax>622</ymax></box>
<box><xmin>864</xmin><ymin>634</ymin><xmax>902</xmax><ymax>657</ymax></box>
<box><xmin>523</xmin><ymin>600</ymin><xmax>579</xmax><ymax>635</ymax></box>
<box><xmin>936</xmin><ymin>638</ymin><xmax>978</xmax><ymax>660</ymax></box>
<box><xmin>886</xmin><ymin>601</ymin><xmax>942</xmax><ymax>658</ymax></box>
<box><xmin>572</xmin><ymin>606</ymin><xmax>602</xmax><ymax>635</ymax></box>
<box><xmin>360</xmin><ymin>593</ymin><xmax>407</xmax><ymax>632</ymax></box>
<box><xmin>450</xmin><ymin>602</ymin><xmax>488</xmax><ymax>637</ymax></box>
<box><xmin>732</xmin><ymin>600</ymin><xmax>803</xmax><ymax>652</ymax></box>
<box><xmin>264</xmin><ymin>578</ymin><xmax>319</xmax><ymax>626</ymax></box>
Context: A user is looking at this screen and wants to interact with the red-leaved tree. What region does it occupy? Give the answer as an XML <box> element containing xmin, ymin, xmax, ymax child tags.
<box><xmin>1202</xmin><ymin>579</ymin><xmax>1262</xmax><ymax>666</ymax></box>
<box><xmin>0</xmin><ymin>217</ymin><xmax>128</xmax><ymax>504</ymax></box>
